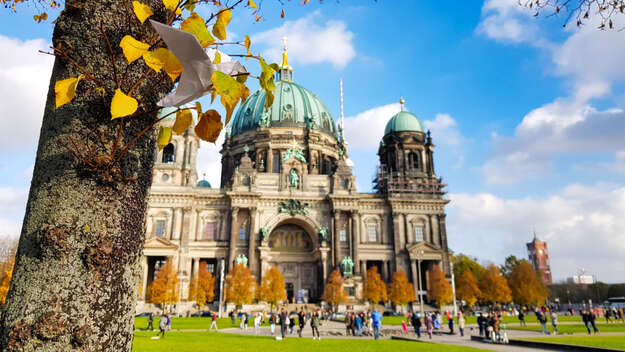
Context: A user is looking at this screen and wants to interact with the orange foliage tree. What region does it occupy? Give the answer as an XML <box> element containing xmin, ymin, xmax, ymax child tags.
<box><xmin>456</xmin><ymin>269</ymin><xmax>481</xmax><ymax>307</ymax></box>
<box><xmin>388</xmin><ymin>269</ymin><xmax>415</xmax><ymax>309</ymax></box>
<box><xmin>0</xmin><ymin>241</ymin><xmax>16</xmax><ymax>305</ymax></box>
<box><xmin>148</xmin><ymin>259</ymin><xmax>179</xmax><ymax>309</ymax></box>
<box><xmin>189</xmin><ymin>262</ymin><xmax>216</xmax><ymax>308</ymax></box>
<box><xmin>479</xmin><ymin>264</ymin><xmax>512</xmax><ymax>304</ymax></box>
<box><xmin>428</xmin><ymin>265</ymin><xmax>452</xmax><ymax>307</ymax></box>
<box><xmin>363</xmin><ymin>266</ymin><xmax>387</xmax><ymax>304</ymax></box>
<box><xmin>508</xmin><ymin>260</ymin><xmax>548</xmax><ymax>305</ymax></box>
<box><xmin>225</xmin><ymin>263</ymin><xmax>256</xmax><ymax>308</ymax></box>
<box><xmin>258</xmin><ymin>266</ymin><xmax>287</xmax><ymax>310</ymax></box>
<box><xmin>322</xmin><ymin>269</ymin><xmax>348</xmax><ymax>310</ymax></box>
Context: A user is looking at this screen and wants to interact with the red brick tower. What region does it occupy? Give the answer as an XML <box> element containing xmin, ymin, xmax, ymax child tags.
<box><xmin>526</xmin><ymin>233</ymin><xmax>552</xmax><ymax>285</ymax></box>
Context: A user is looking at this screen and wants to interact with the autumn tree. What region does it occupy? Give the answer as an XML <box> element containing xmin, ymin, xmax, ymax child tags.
<box><xmin>0</xmin><ymin>257</ymin><xmax>15</xmax><ymax>306</ymax></box>
<box><xmin>456</xmin><ymin>270</ymin><xmax>481</xmax><ymax>307</ymax></box>
<box><xmin>188</xmin><ymin>262</ymin><xmax>215</xmax><ymax>308</ymax></box>
<box><xmin>453</xmin><ymin>254</ymin><xmax>486</xmax><ymax>282</ymax></box>
<box><xmin>500</xmin><ymin>255</ymin><xmax>521</xmax><ymax>278</ymax></box>
<box><xmin>0</xmin><ymin>0</ymin><xmax>295</xmax><ymax>349</ymax></box>
<box><xmin>322</xmin><ymin>269</ymin><xmax>348</xmax><ymax>310</ymax></box>
<box><xmin>258</xmin><ymin>266</ymin><xmax>287</xmax><ymax>310</ymax></box>
<box><xmin>225</xmin><ymin>263</ymin><xmax>256</xmax><ymax>308</ymax></box>
<box><xmin>148</xmin><ymin>259</ymin><xmax>179</xmax><ymax>309</ymax></box>
<box><xmin>0</xmin><ymin>238</ymin><xmax>16</xmax><ymax>305</ymax></box>
<box><xmin>388</xmin><ymin>269</ymin><xmax>415</xmax><ymax>310</ymax></box>
<box><xmin>428</xmin><ymin>265</ymin><xmax>452</xmax><ymax>307</ymax></box>
<box><xmin>363</xmin><ymin>266</ymin><xmax>387</xmax><ymax>305</ymax></box>
<box><xmin>479</xmin><ymin>264</ymin><xmax>512</xmax><ymax>304</ymax></box>
<box><xmin>508</xmin><ymin>260</ymin><xmax>548</xmax><ymax>306</ymax></box>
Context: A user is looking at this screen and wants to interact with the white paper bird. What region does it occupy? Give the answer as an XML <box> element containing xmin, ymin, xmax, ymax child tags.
<box><xmin>150</xmin><ymin>20</ymin><xmax>247</xmax><ymax>107</ymax></box>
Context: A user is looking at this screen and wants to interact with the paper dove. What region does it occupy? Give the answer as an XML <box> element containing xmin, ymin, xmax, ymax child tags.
<box><xmin>150</xmin><ymin>20</ymin><xmax>247</xmax><ymax>107</ymax></box>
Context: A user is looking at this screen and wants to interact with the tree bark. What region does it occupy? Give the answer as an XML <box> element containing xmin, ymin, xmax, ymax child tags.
<box><xmin>0</xmin><ymin>1</ymin><xmax>173</xmax><ymax>350</ymax></box>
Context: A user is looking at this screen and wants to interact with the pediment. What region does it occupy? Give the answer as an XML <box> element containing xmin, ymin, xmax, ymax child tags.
<box><xmin>144</xmin><ymin>236</ymin><xmax>178</xmax><ymax>250</ymax></box>
<box><xmin>406</xmin><ymin>242</ymin><xmax>444</xmax><ymax>260</ymax></box>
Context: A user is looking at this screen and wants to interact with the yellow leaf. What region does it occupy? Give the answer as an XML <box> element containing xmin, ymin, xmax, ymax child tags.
<box><xmin>259</xmin><ymin>58</ymin><xmax>277</xmax><ymax>108</ymax></box>
<box><xmin>195</xmin><ymin>101</ymin><xmax>203</xmax><ymax>115</ymax></box>
<box><xmin>111</xmin><ymin>89</ymin><xmax>139</xmax><ymax>120</ymax></box>
<box><xmin>157</xmin><ymin>126</ymin><xmax>172</xmax><ymax>150</ymax></box>
<box><xmin>281</xmin><ymin>9</ymin><xmax>285</xmax><ymax>18</ymax></box>
<box><xmin>244</xmin><ymin>35</ymin><xmax>251</xmax><ymax>51</ymax></box>
<box><xmin>184</xmin><ymin>0</ymin><xmax>196</xmax><ymax>12</ymax></box>
<box><xmin>212</xmin><ymin>9</ymin><xmax>232</xmax><ymax>40</ymax></box>
<box><xmin>132</xmin><ymin>1</ymin><xmax>153</xmax><ymax>24</ymax></box>
<box><xmin>142</xmin><ymin>48</ymin><xmax>183</xmax><ymax>82</ymax></box>
<box><xmin>195</xmin><ymin>110</ymin><xmax>223</xmax><ymax>143</ymax></box>
<box><xmin>211</xmin><ymin>71</ymin><xmax>246</xmax><ymax>124</ymax></box>
<box><xmin>181</xmin><ymin>12</ymin><xmax>214</xmax><ymax>48</ymax></box>
<box><xmin>173</xmin><ymin>109</ymin><xmax>193</xmax><ymax>135</ymax></box>
<box><xmin>248</xmin><ymin>0</ymin><xmax>258</xmax><ymax>9</ymax></box>
<box><xmin>120</xmin><ymin>35</ymin><xmax>149</xmax><ymax>63</ymax></box>
<box><xmin>213</xmin><ymin>51</ymin><xmax>221</xmax><ymax>64</ymax></box>
<box><xmin>55</xmin><ymin>75</ymin><xmax>83</xmax><ymax>108</ymax></box>
<box><xmin>163</xmin><ymin>0</ymin><xmax>178</xmax><ymax>12</ymax></box>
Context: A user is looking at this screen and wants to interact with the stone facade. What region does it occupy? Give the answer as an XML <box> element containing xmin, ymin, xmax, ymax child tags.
<box><xmin>138</xmin><ymin>88</ymin><xmax>451</xmax><ymax>312</ymax></box>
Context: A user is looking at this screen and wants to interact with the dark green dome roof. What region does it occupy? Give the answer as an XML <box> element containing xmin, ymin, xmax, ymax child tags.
<box><xmin>229</xmin><ymin>80</ymin><xmax>337</xmax><ymax>137</ymax></box>
<box><xmin>384</xmin><ymin>111</ymin><xmax>424</xmax><ymax>135</ymax></box>
<box><xmin>197</xmin><ymin>179</ymin><xmax>211</xmax><ymax>188</ymax></box>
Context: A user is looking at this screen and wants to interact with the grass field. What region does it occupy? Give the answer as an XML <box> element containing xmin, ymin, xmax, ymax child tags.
<box><xmin>131</xmin><ymin>332</ymin><xmax>490</xmax><ymax>352</ymax></box>
<box><xmin>134</xmin><ymin>317</ymin><xmax>269</xmax><ymax>330</ymax></box>
<box><xmin>508</xmin><ymin>323</ymin><xmax>625</xmax><ymax>334</ymax></box>
<box><xmin>524</xmin><ymin>336</ymin><xmax>625</xmax><ymax>350</ymax></box>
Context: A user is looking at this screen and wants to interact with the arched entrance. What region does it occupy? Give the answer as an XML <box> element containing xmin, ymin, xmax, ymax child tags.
<box><xmin>267</xmin><ymin>223</ymin><xmax>320</xmax><ymax>303</ymax></box>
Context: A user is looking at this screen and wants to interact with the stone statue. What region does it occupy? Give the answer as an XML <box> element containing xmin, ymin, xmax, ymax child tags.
<box><xmin>260</xmin><ymin>227</ymin><xmax>269</xmax><ymax>240</ymax></box>
<box><xmin>341</xmin><ymin>256</ymin><xmax>354</xmax><ymax>276</ymax></box>
<box><xmin>289</xmin><ymin>169</ymin><xmax>299</xmax><ymax>189</ymax></box>
<box><xmin>318</xmin><ymin>227</ymin><xmax>328</xmax><ymax>241</ymax></box>
<box><xmin>234</xmin><ymin>254</ymin><xmax>248</xmax><ymax>267</ymax></box>
<box><xmin>259</xmin><ymin>108</ymin><xmax>270</xmax><ymax>127</ymax></box>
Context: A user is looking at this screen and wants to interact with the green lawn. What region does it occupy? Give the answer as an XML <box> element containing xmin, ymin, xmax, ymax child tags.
<box><xmin>509</xmin><ymin>323</ymin><xmax>625</xmax><ymax>334</ymax></box>
<box><xmin>134</xmin><ymin>317</ymin><xmax>269</xmax><ymax>330</ymax></box>
<box><xmin>524</xmin><ymin>336</ymin><xmax>625</xmax><ymax>350</ymax></box>
<box><xmin>132</xmin><ymin>332</ymin><xmax>490</xmax><ymax>352</ymax></box>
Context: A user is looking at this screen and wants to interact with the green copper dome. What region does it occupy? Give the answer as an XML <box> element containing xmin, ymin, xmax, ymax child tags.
<box><xmin>229</xmin><ymin>80</ymin><xmax>337</xmax><ymax>137</ymax></box>
<box><xmin>197</xmin><ymin>179</ymin><xmax>211</xmax><ymax>188</ymax></box>
<box><xmin>384</xmin><ymin>111</ymin><xmax>424</xmax><ymax>135</ymax></box>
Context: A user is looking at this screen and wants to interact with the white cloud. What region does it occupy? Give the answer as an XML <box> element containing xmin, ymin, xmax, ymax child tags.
<box><xmin>0</xmin><ymin>35</ymin><xmax>54</xmax><ymax>153</ymax></box>
<box><xmin>476</xmin><ymin>0</ymin><xmax>538</xmax><ymax>44</ymax></box>
<box><xmin>343</xmin><ymin>103</ymin><xmax>400</xmax><ymax>150</ymax></box>
<box><xmin>424</xmin><ymin>113</ymin><xmax>461</xmax><ymax>146</ymax></box>
<box><xmin>448</xmin><ymin>182</ymin><xmax>625</xmax><ymax>283</ymax></box>
<box><xmin>0</xmin><ymin>187</ymin><xmax>28</xmax><ymax>238</ymax></box>
<box><xmin>252</xmin><ymin>11</ymin><xmax>356</xmax><ymax>69</ymax></box>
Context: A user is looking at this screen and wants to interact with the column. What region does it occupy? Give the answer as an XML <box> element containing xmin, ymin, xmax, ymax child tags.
<box><xmin>267</xmin><ymin>148</ymin><xmax>273</xmax><ymax>173</ymax></box>
<box><xmin>411</xmin><ymin>259</ymin><xmax>418</xmax><ymax>301</ymax></box>
<box><xmin>220</xmin><ymin>210</ymin><xmax>228</xmax><ymax>241</ymax></box>
<box><xmin>228</xmin><ymin>207</ymin><xmax>240</xmax><ymax>268</ymax></box>
<box><xmin>360</xmin><ymin>260</ymin><xmax>366</xmax><ymax>275</ymax></box>
<box><xmin>430</xmin><ymin>214</ymin><xmax>439</xmax><ymax>246</ymax></box>
<box><xmin>172</xmin><ymin>208</ymin><xmax>183</xmax><ymax>240</ymax></box>
<box><xmin>439</xmin><ymin>214</ymin><xmax>450</xmax><ymax>273</ymax></box>
<box><xmin>248</xmin><ymin>207</ymin><xmax>258</xmax><ymax>276</ymax></box>
<box><xmin>351</xmin><ymin>211</ymin><xmax>360</xmax><ymax>274</ymax></box>
<box><xmin>146</xmin><ymin>215</ymin><xmax>153</xmax><ymax>238</ymax></box>
<box><xmin>333</xmin><ymin>211</ymin><xmax>341</xmax><ymax>268</ymax></box>
<box><xmin>382</xmin><ymin>260</ymin><xmax>389</xmax><ymax>282</ymax></box>
<box><xmin>392</xmin><ymin>213</ymin><xmax>402</xmax><ymax>270</ymax></box>
<box><xmin>421</xmin><ymin>149</ymin><xmax>427</xmax><ymax>171</ymax></box>
<box><xmin>141</xmin><ymin>256</ymin><xmax>148</xmax><ymax>301</ymax></box>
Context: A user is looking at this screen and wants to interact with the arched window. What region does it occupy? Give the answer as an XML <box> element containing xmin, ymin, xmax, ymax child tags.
<box><xmin>162</xmin><ymin>143</ymin><xmax>175</xmax><ymax>163</ymax></box>
<box><xmin>411</xmin><ymin>152</ymin><xmax>420</xmax><ymax>170</ymax></box>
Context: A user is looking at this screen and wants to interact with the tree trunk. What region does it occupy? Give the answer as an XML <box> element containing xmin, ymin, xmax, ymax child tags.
<box><xmin>1</xmin><ymin>1</ymin><xmax>173</xmax><ymax>350</ymax></box>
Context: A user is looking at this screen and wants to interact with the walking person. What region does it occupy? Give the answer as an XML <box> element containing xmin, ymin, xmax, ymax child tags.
<box><xmin>518</xmin><ymin>309</ymin><xmax>526</xmax><ymax>326</ymax></box>
<box><xmin>356</xmin><ymin>313</ymin><xmax>363</xmax><ymax>336</ymax></box>
<box><xmin>157</xmin><ymin>313</ymin><xmax>168</xmax><ymax>338</ymax></box>
<box><xmin>425</xmin><ymin>313</ymin><xmax>433</xmax><ymax>339</ymax></box>
<box><xmin>582</xmin><ymin>310</ymin><xmax>592</xmax><ymax>334</ymax></box>
<box><xmin>367</xmin><ymin>312</ymin><xmax>373</xmax><ymax>335</ymax></box>
<box><xmin>289</xmin><ymin>312</ymin><xmax>295</xmax><ymax>334</ymax></box>
<box><xmin>270</xmin><ymin>313</ymin><xmax>277</xmax><ymax>335</ymax></box>
<box><xmin>311</xmin><ymin>311</ymin><xmax>321</xmax><ymax>340</ymax></box>
<box><xmin>448</xmin><ymin>314</ymin><xmax>454</xmax><ymax>334</ymax></box>
<box><xmin>279</xmin><ymin>309</ymin><xmax>288</xmax><ymax>339</ymax></box>
<box><xmin>589</xmin><ymin>310</ymin><xmax>599</xmax><ymax>334</ymax></box>
<box><xmin>550</xmin><ymin>311</ymin><xmax>558</xmax><ymax>335</ymax></box>
<box><xmin>458</xmin><ymin>311</ymin><xmax>465</xmax><ymax>337</ymax></box>
<box><xmin>209</xmin><ymin>311</ymin><xmax>218</xmax><ymax>331</ymax></box>
<box><xmin>254</xmin><ymin>312</ymin><xmax>262</xmax><ymax>334</ymax></box>
<box><xmin>298</xmin><ymin>309</ymin><xmax>306</xmax><ymax>337</ymax></box>
<box><xmin>146</xmin><ymin>312</ymin><xmax>154</xmax><ymax>331</ymax></box>
<box><xmin>477</xmin><ymin>313</ymin><xmax>485</xmax><ymax>336</ymax></box>
<box><xmin>537</xmin><ymin>309</ymin><xmax>548</xmax><ymax>335</ymax></box>
<box><xmin>371</xmin><ymin>309</ymin><xmax>382</xmax><ymax>340</ymax></box>
<box><xmin>345</xmin><ymin>312</ymin><xmax>352</xmax><ymax>336</ymax></box>
<box><xmin>411</xmin><ymin>312</ymin><xmax>421</xmax><ymax>338</ymax></box>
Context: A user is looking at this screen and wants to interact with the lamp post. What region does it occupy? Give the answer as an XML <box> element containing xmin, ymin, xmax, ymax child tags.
<box><xmin>416</xmin><ymin>249</ymin><xmax>425</xmax><ymax>317</ymax></box>
<box><xmin>218</xmin><ymin>258</ymin><xmax>225</xmax><ymax>318</ymax></box>
<box><xmin>450</xmin><ymin>259</ymin><xmax>458</xmax><ymax>317</ymax></box>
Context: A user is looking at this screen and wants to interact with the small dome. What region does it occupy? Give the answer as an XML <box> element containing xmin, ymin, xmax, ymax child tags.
<box><xmin>197</xmin><ymin>179</ymin><xmax>211</xmax><ymax>188</ymax></box>
<box><xmin>229</xmin><ymin>80</ymin><xmax>337</xmax><ymax>137</ymax></box>
<box><xmin>384</xmin><ymin>111</ymin><xmax>424</xmax><ymax>135</ymax></box>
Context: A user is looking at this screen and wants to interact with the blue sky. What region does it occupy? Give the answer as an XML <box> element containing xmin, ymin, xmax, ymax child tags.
<box><xmin>1</xmin><ymin>1</ymin><xmax>624</xmax><ymax>282</ymax></box>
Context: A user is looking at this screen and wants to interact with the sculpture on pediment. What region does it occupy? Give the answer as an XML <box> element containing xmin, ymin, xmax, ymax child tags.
<box><xmin>278</xmin><ymin>199</ymin><xmax>308</xmax><ymax>216</ymax></box>
<box><xmin>341</xmin><ymin>256</ymin><xmax>354</xmax><ymax>276</ymax></box>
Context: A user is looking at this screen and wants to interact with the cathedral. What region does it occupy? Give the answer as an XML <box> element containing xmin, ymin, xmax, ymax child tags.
<box><xmin>138</xmin><ymin>43</ymin><xmax>451</xmax><ymax>311</ymax></box>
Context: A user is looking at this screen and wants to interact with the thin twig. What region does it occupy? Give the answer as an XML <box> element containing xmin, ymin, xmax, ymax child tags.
<box><xmin>111</xmin><ymin>117</ymin><xmax>124</xmax><ymax>158</ymax></box>
<box><xmin>115</xmin><ymin>108</ymin><xmax>180</xmax><ymax>163</ymax></box>
<box><xmin>99</xmin><ymin>24</ymin><xmax>120</xmax><ymax>90</ymax></box>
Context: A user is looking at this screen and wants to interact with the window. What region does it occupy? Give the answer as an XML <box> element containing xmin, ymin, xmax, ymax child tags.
<box><xmin>206</xmin><ymin>263</ymin><xmax>215</xmax><ymax>274</ymax></box>
<box><xmin>414</xmin><ymin>225</ymin><xmax>424</xmax><ymax>242</ymax></box>
<box><xmin>339</xmin><ymin>229</ymin><xmax>347</xmax><ymax>242</ymax></box>
<box><xmin>239</xmin><ymin>226</ymin><xmax>247</xmax><ymax>240</ymax></box>
<box><xmin>367</xmin><ymin>225</ymin><xmax>377</xmax><ymax>242</ymax></box>
<box><xmin>155</xmin><ymin>220</ymin><xmax>166</xmax><ymax>238</ymax></box>
<box><xmin>272</xmin><ymin>151</ymin><xmax>280</xmax><ymax>173</ymax></box>
<box><xmin>162</xmin><ymin>143</ymin><xmax>175</xmax><ymax>163</ymax></box>
<box><xmin>204</xmin><ymin>222</ymin><xmax>216</xmax><ymax>240</ymax></box>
